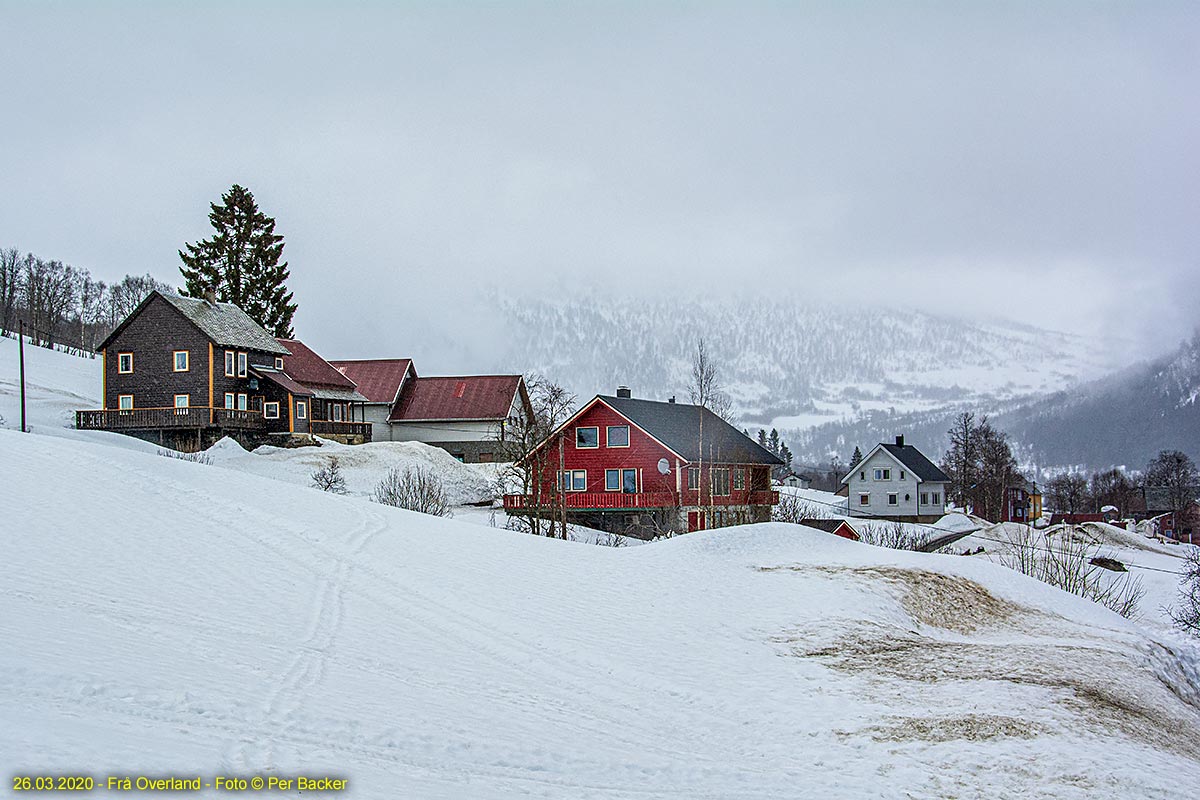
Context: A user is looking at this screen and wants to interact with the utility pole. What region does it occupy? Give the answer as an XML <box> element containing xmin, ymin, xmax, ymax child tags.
<box><xmin>19</xmin><ymin>319</ymin><xmax>28</xmax><ymax>432</ymax></box>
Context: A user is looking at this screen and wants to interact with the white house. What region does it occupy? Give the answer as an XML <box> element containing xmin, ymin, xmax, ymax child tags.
<box><xmin>841</xmin><ymin>435</ymin><xmax>950</xmax><ymax>522</ymax></box>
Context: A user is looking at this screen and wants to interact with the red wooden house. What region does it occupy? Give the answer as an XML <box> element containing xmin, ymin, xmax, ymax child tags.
<box><xmin>503</xmin><ymin>388</ymin><xmax>782</xmax><ymax>539</ymax></box>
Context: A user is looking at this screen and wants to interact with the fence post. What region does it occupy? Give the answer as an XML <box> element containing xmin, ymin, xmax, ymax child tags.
<box><xmin>19</xmin><ymin>320</ymin><xmax>28</xmax><ymax>433</ymax></box>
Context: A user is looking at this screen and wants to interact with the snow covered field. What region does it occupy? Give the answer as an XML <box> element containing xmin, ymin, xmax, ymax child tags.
<box><xmin>3</xmin><ymin>337</ymin><xmax>1200</xmax><ymax>797</ymax></box>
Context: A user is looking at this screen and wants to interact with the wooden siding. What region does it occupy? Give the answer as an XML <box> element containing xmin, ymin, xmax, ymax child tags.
<box><xmin>529</xmin><ymin>401</ymin><xmax>777</xmax><ymax>509</ymax></box>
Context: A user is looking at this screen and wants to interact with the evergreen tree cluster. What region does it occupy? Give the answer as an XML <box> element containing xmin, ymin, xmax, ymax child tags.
<box><xmin>179</xmin><ymin>184</ymin><xmax>298</xmax><ymax>338</ymax></box>
<box><xmin>757</xmin><ymin>428</ymin><xmax>793</xmax><ymax>479</ymax></box>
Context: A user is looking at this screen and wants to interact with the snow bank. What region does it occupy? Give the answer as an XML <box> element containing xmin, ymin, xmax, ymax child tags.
<box><xmin>207</xmin><ymin>436</ymin><xmax>500</xmax><ymax>506</ymax></box>
<box><xmin>4</xmin><ymin>428</ymin><xmax>1200</xmax><ymax>798</ymax></box>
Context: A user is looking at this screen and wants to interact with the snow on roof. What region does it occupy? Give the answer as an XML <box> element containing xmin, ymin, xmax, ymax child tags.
<box><xmin>99</xmin><ymin>291</ymin><xmax>291</xmax><ymax>355</ymax></box>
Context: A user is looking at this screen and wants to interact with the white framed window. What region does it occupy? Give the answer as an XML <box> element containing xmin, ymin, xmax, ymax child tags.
<box><xmin>237</xmin><ymin>352</ymin><xmax>247</xmax><ymax>378</ymax></box>
<box><xmin>332</xmin><ymin>403</ymin><xmax>342</xmax><ymax>422</ymax></box>
<box><xmin>621</xmin><ymin>469</ymin><xmax>637</xmax><ymax>494</ymax></box>
<box><xmin>118</xmin><ymin>394</ymin><xmax>133</xmax><ymax>410</ymax></box>
<box><xmin>732</xmin><ymin>469</ymin><xmax>745</xmax><ymax>491</ymax></box>
<box><xmin>224</xmin><ymin>392</ymin><xmax>235</xmax><ymax>409</ymax></box>
<box><xmin>296</xmin><ymin>400</ymin><xmax>307</xmax><ymax>420</ymax></box>
<box><xmin>575</xmin><ymin>426</ymin><xmax>599</xmax><ymax>449</ymax></box>
<box><xmin>873</xmin><ymin>468</ymin><xmax>891</xmax><ymax>481</ymax></box>
<box><xmin>118</xmin><ymin>352</ymin><xmax>133</xmax><ymax>373</ymax></box>
<box><xmin>225</xmin><ymin>350</ymin><xmax>235</xmax><ymax>377</ymax></box>
<box><xmin>605</xmin><ymin>469</ymin><xmax>620</xmax><ymax>491</ymax></box>
<box><xmin>174</xmin><ymin>394</ymin><xmax>189</xmax><ymax>409</ymax></box>
<box><xmin>606</xmin><ymin>425</ymin><xmax>630</xmax><ymax>448</ymax></box>
<box><xmin>888</xmin><ymin>493</ymin><xmax>898</xmax><ymax>506</ymax></box>
<box><xmin>173</xmin><ymin>350</ymin><xmax>189</xmax><ymax>372</ymax></box>
<box><xmin>859</xmin><ymin>493</ymin><xmax>870</xmax><ymax>506</ymax></box>
<box><xmin>713</xmin><ymin>468</ymin><xmax>731</xmax><ymax>496</ymax></box>
<box><xmin>237</xmin><ymin>393</ymin><xmax>247</xmax><ymax>411</ymax></box>
<box><xmin>275</xmin><ymin>357</ymin><xmax>284</xmax><ymax>370</ymax></box>
<box><xmin>687</xmin><ymin>467</ymin><xmax>700</xmax><ymax>490</ymax></box>
<box><xmin>920</xmin><ymin>492</ymin><xmax>929</xmax><ymax>506</ymax></box>
<box><xmin>931</xmin><ymin>492</ymin><xmax>941</xmax><ymax>505</ymax></box>
<box><xmin>263</xmin><ymin>402</ymin><xmax>280</xmax><ymax>419</ymax></box>
<box><xmin>558</xmin><ymin>470</ymin><xmax>586</xmax><ymax>492</ymax></box>
<box><xmin>900</xmin><ymin>471</ymin><xmax>906</xmax><ymax>480</ymax></box>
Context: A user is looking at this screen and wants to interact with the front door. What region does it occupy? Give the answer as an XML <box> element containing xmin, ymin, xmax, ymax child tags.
<box><xmin>687</xmin><ymin>510</ymin><xmax>706</xmax><ymax>532</ymax></box>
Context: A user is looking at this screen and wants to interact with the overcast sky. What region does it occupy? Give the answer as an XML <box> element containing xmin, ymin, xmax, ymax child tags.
<box><xmin>1</xmin><ymin>2</ymin><xmax>1196</xmax><ymax>368</ymax></box>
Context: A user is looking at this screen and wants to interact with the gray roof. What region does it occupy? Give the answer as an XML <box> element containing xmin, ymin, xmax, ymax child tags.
<box><xmin>158</xmin><ymin>293</ymin><xmax>290</xmax><ymax>355</ymax></box>
<box><xmin>598</xmin><ymin>395</ymin><xmax>783</xmax><ymax>465</ymax></box>
<box><xmin>309</xmin><ymin>386</ymin><xmax>370</xmax><ymax>402</ymax></box>
<box><xmin>879</xmin><ymin>443</ymin><xmax>952</xmax><ymax>483</ymax></box>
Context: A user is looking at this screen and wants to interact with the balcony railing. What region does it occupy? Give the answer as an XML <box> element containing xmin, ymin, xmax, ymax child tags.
<box><xmin>310</xmin><ymin>420</ymin><xmax>372</xmax><ymax>440</ymax></box>
<box><xmin>502</xmin><ymin>489</ymin><xmax>779</xmax><ymax>512</ymax></box>
<box><xmin>76</xmin><ymin>407</ymin><xmax>266</xmax><ymax>432</ymax></box>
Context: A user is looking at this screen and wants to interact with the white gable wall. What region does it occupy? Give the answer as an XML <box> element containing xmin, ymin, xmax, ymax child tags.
<box><xmin>846</xmin><ymin>448</ymin><xmax>947</xmax><ymax>518</ymax></box>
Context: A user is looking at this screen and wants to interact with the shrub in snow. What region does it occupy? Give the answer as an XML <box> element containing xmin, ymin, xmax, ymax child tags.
<box><xmin>1171</xmin><ymin>547</ymin><xmax>1200</xmax><ymax>637</ymax></box>
<box><xmin>997</xmin><ymin>525</ymin><xmax>1144</xmax><ymax>619</ymax></box>
<box><xmin>858</xmin><ymin>521</ymin><xmax>925</xmax><ymax>551</ymax></box>
<box><xmin>772</xmin><ymin>493</ymin><xmax>837</xmax><ymax>524</ymax></box>
<box><xmin>373</xmin><ymin>467</ymin><xmax>453</xmax><ymax>518</ymax></box>
<box><xmin>157</xmin><ymin>448</ymin><xmax>213</xmax><ymax>465</ymax></box>
<box><xmin>311</xmin><ymin>456</ymin><xmax>347</xmax><ymax>494</ymax></box>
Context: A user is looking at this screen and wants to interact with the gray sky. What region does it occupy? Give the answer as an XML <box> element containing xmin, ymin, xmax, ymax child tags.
<box><xmin>1</xmin><ymin>2</ymin><xmax>1196</xmax><ymax>368</ymax></box>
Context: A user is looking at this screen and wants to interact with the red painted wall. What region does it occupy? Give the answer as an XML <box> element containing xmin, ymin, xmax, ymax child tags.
<box><xmin>534</xmin><ymin>399</ymin><xmax>773</xmax><ymax>506</ymax></box>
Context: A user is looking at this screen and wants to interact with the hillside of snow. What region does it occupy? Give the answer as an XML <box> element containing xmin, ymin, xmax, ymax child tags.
<box><xmin>3</xmin><ymin>336</ymin><xmax>1200</xmax><ymax>796</ymax></box>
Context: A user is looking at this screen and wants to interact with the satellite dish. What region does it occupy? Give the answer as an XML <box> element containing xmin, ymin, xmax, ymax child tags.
<box><xmin>657</xmin><ymin>458</ymin><xmax>670</xmax><ymax>475</ymax></box>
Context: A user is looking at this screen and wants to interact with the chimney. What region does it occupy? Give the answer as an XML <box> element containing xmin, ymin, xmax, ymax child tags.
<box><xmin>895</xmin><ymin>435</ymin><xmax>905</xmax><ymax>447</ymax></box>
<box><xmin>668</xmin><ymin>395</ymin><xmax>675</xmax><ymax>404</ymax></box>
<box><xmin>616</xmin><ymin>386</ymin><xmax>632</xmax><ymax>399</ymax></box>
<box><xmin>204</xmin><ymin>286</ymin><xmax>218</xmax><ymax>307</ymax></box>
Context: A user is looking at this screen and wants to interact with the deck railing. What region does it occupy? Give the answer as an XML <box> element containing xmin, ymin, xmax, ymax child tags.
<box><xmin>310</xmin><ymin>420</ymin><xmax>372</xmax><ymax>440</ymax></box>
<box><xmin>502</xmin><ymin>489</ymin><xmax>779</xmax><ymax>512</ymax></box>
<box><xmin>76</xmin><ymin>407</ymin><xmax>266</xmax><ymax>431</ymax></box>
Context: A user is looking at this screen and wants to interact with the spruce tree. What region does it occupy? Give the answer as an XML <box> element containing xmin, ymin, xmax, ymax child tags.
<box><xmin>849</xmin><ymin>446</ymin><xmax>863</xmax><ymax>469</ymax></box>
<box><xmin>757</xmin><ymin>429</ymin><xmax>768</xmax><ymax>450</ymax></box>
<box><xmin>179</xmin><ymin>184</ymin><xmax>297</xmax><ymax>337</ymax></box>
<box><xmin>769</xmin><ymin>428</ymin><xmax>780</xmax><ymax>456</ymax></box>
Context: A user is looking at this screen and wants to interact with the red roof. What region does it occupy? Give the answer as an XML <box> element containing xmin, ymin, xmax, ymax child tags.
<box><xmin>329</xmin><ymin>359</ymin><xmax>414</xmax><ymax>404</ymax></box>
<box><xmin>276</xmin><ymin>339</ymin><xmax>358</xmax><ymax>390</ymax></box>
<box><xmin>390</xmin><ymin>375</ymin><xmax>523</xmax><ymax>422</ymax></box>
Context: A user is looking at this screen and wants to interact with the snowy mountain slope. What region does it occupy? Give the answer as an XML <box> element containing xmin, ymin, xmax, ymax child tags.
<box><xmin>3</xmin><ymin>428</ymin><xmax>1200</xmax><ymax>798</ymax></box>
<box><xmin>497</xmin><ymin>295</ymin><xmax>1121</xmax><ymax>431</ymax></box>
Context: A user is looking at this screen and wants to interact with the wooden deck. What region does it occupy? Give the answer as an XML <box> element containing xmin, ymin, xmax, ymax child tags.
<box><xmin>503</xmin><ymin>490</ymin><xmax>778</xmax><ymax>512</ymax></box>
<box><xmin>76</xmin><ymin>407</ymin><xmax>266</xmax><ymax>432</ymax></box>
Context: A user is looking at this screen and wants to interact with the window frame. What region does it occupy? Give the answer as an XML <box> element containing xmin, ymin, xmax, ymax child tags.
<box><xmin>263</xmin><ymin>401</ymin><xmax>280</xmax><ymax>420</ymax></box>
<box><xmin>605</xmin><ymin>425</ymin><xmax>630</xmax><ymax>448</ymax></box>
<box><xmin>920</xmin><ymin>492</ymin><xmax>929</xmax><ymax>506</ymax></box>
<box><xmin>605</xmin><ymin>469</ymin><xmax>621</xmax><ymax>491</ymax></box>
<box><xmin>117</xmin><ymin>352</ymin><xmax>133</xmax><ymax>374</ymax></box>
<box><xmin>237</xmin><ymin>393</ymin><xmax>248</xmax><ymax>411</ymax></box>
<box><xmin>859</xmin><ymin>492</ymin><xmax>870</xmax><ymax>506</ymax></box>
<box><xmin>275</xmin><ymin>356</ymin><xmax>284</xmax><ymax>370</ymax></box>
<box><xmin>225</xmin><ymin>350</ymin><xmax>235</xmax><ymax>377</ymax></box>
<box><xmin>237</xmin><ymin>352</ymin><xmax>248</xmax><ymax>378</ymax></box>
<box><xmin>558</xmin><ymin>469</ymin><xmax>586</xmax><ymax>492</ymax></box>
<box><xmin>173</xmin><ymin>394</ymin><xmax>189</xmax><ymax>409</ymax></box>
<box><xmin>931</xmin><ymin>492</ymin><xmax>941</xmax><ymax>505</ymax></box>
<box><xmin>687</xmin><ymin>467</ymin><xmax>700</xmax><ymax>490</ymax></box>
<box><xmin>118</xmin><ymin>394</ymin><xmax>133</xmax><ymax>410</ymax></box>
<box><xmin>332</xmin><ymin>403</ymin><xmax>342</xmax><ymax>422</ymax></box>
<box><xmin>296</xmin><ymin>400</ymin><xmax>308</xmax><ymax>420</ymax></box>
<box><xmin>732</xmin><ymin>468</ymin><xmax>745</xmax><ymax>491</ymax></box>
<box><xmin>621</xmin><ymin>468</ymin><xmax>638</xmax><ymax>494</ymax></box>
<box><xmin>173</xmin><ymin>350</ymin><xmax>189</xmax><ymax>372</ymax></box>
<box><xmin>575</xmin><ymin>426</ymin><xmax>599</xmax><ymax>449</ymax></box>
<box><xmin>224</xmin><ymin>392</ymin><xmax>235</xmax><ymax>409</ymax></box>
<box><xmin>713</xmin><ymin>467</ymin><xmax>731</xmax><ymax>496</ymax></box>
<box><xmin>887</xmin><ymin>492</ymin><xmax>899</xmax><ymax>506</ymax></box>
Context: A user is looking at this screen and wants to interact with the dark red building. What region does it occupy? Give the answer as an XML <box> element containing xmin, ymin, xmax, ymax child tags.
<box><xmin>504</xmin><ymin>388</ymin><xmax>782</xmax><ymax>538</ymax></box>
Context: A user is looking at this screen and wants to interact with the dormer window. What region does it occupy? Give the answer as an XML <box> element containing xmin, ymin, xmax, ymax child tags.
<box><xmin>275</xmin><ymin>357</ymin><xmax>284</xmax><ymax>370</ymax></box>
